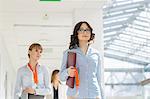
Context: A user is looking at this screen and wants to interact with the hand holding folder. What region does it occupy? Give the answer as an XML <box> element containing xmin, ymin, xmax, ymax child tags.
<box><xmin>66</xmin><ymin>52</ymin><xmax>80</xmax><ymax>88</ymax></box>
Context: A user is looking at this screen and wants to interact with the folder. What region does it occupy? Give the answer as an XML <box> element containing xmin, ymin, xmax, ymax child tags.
<box><xmin>28</xmin><ymin>94</ymin><xmax>44</xmax><ymax>99</ymax></box>
<box><xmin>66</xmin><ymin>52</ymin><xmax>76</xmax><ymax>88</ymax></box>
<box><xmin>21</xmin><ymin>93</ymin><xmax>44</xmax><ymax>99</ymax></box>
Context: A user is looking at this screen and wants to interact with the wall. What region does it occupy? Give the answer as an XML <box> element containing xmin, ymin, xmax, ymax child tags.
<box><xmin>13</xmin><ymin>12</ymin><xmax>72</xmax><ymax>73</ymax></box>
<box><xmin>0</xmin><ymin>36</ymin><xmax>15</xmax><ymax>99</ymax></box>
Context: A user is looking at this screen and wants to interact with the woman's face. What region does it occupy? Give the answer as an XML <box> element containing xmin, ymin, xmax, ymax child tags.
<box><xmin>28</xmin><ymin>48</ymin><xmax>42</xmax><ymax>61</ymax></box>
<box><xmin>77</xmin><ymin>23</ymin><xmax>91</xmax><ymax>42</ymax></box>
<box><xmin>55</xmin><ymin>73</ymin><xmax>60</xmax><ymax>81</ymax></box>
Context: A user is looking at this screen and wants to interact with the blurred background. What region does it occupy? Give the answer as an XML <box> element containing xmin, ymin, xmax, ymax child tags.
<box><xmin>0</xmin><ymin>0</ymin><xmax>150</xmax><ymax>99</ymax></box>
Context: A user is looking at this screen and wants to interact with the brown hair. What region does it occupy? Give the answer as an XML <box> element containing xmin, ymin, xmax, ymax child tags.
<box><xmin>28</xmin><ymin>43</ymin><xmax>43</xmax><ymax>58</ymax></box>
<box><xmin>51</xmin><ymin>69</ymin><xmax>60</xmax><ymax>83</ymax></box>
<box><xmin>69</xmin><ymin>21</ymin><xmax>95</xmax><ymax>49</ymax></box>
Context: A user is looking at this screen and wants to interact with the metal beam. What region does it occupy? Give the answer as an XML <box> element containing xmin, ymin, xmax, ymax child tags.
<box><xmin>105</xmin><ymin>68</ymin><xmax>144</xmax><ymax>72</ymax></box>
<box><xmin>131</xmin><ymin>25</ymin><xmax>150</xmax><ymax>33</ymax></box>
<box><xmin>104</xmin><ymin>14</ymin><xmax>150</xmax><ymax>34</ymax></box>
<box><xmin>104</xmin><ymin>33</ymin><xmax>118</xmax><ymax>38</ymax></box>
<box><xmin>106</xmin><ymin>43</ymin><xmax>150</xmax><ymax>54</ymax></box>
<box><xmin>104</xmin><ymin>8</ymin><xmax>144</xmax><ymax>19</ymax></box>
<box><xmin>104</xmin><ymin>1</ymin><xmax>144</xmax><ymax>13</ymax></box>
<box><xmin>137</xmin><ymin>16</ymin><xmax>150</xmax><ymax>21</ymax></box>
<box><xmin>135</xmin><ymin>17</ymin><xmax>150</xmax><ymax>23</ymax></box>
<box><xmin>104</xmin><ymin>52</ymin><xmax>149</xmax><ymax>66</ymax></box>
<box><xmin>105</xmin><ymin>38</ymin><xmax>150</xmax><ymax>48</ymax></box>
<box><xmin>104</xmin><ymin>30</ymin><xmax>150</xmax><ymax>42</ymax></box>
<box><xmin>104</xmin><ymin>20</ymin><xmax>127</xmax><ymax>27</ymax></box>
<box><xmin>122</xmin><ymin>32</ymin><xmax>150</xmax><ymax>41</ymax></box>
<box><xmin>105</xmin><ymin>83</ymin><xmax>140</xmax><ymax>86</ymax></box>
<box><xmin>106</xmin><ymin>47</ymin><xmax>150</xmax><ymax>60</ymax></box>
<box><xmin>132</xmin><ymin>23</ymin><xmax>150</xmax><ymax>32</ymax></box>
<box><xmin>104</xmin><ymin>26</ymin><xmax>125</xmax><ymax>33</ymax></box>
<box><xmin>104</xmin><ymin>14</ymin><xmax>132</xmax><ymax>21</ymax></box>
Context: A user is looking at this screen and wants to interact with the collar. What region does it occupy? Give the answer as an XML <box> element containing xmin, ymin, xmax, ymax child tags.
<box><xmin>76</xmin><ymin>45</ymin><xmax>91</xmax><ymax>56</ymax></box>
<box><xmin>26</xmin><ymin>63</ymin><xmax>40</xmax><ymax>70</ymax></box>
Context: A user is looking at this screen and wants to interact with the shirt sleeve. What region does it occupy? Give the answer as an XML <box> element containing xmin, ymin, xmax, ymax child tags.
<box><xmin>35</xmin><ymin>66</ymin><xmax>51</xmax><ymax>96</ymax></box>
<box><xmin>96</xmin><ymin>54</ymin><xmax>105</xmax><ymax>99</ymax></box>
<box><xmin>14</xmin><ymin>69</ymin><xmax>22</xmax><ymax>99</ymax></box>
<box><xmin>59</xmin><ymin>50</ymin><xmax>69</xmax><ymax>82</ymax></box>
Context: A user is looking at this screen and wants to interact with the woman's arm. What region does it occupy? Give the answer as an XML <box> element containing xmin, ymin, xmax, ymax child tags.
<box><xmin>59</xmin><ymin>51</ymin><xmax>69</xmax><ymax>82</ymax></box>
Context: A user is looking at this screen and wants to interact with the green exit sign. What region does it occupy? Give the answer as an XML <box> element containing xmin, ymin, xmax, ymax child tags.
<box><xmin>40</xmin><ymin>0</ymin><xmax>61</xmax><ymax>1</ymax></box>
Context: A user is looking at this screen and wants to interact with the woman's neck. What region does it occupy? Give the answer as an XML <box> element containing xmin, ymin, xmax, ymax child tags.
<box><xmin>79</xmin><ymin>41</ymin><xmax>89</xmax><ymax>55</ymax></box>
<box><xmin>53</xmin><ymin>80</ymin><xmax>59</xmax><ymax>89</ymax></box>
<box><xmin>29</xmin><ymin>60</ymin><xmax>38</xmax><ymax>70</ymax></box>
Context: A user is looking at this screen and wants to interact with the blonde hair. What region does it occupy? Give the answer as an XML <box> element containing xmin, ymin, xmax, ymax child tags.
<box><xmin>51</xmin><ymin>69</ymin><xmax>60</xmax><ymax>83</ymax></box>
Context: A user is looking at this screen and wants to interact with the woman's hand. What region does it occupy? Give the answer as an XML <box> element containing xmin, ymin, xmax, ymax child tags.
<box><xmin>67</xmin><ymin>66</ymin><xmax>75</xmax><ymax>77</ymax></box>
<box><xmin>23</xmin><ymin>87</ymin><xmax>35</xmax><ymax>94</ymax></box>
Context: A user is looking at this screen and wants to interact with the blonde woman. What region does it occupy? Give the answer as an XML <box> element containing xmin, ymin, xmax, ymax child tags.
<box><xmin>14</xmin><ymin>43</ymin><xmax>51</xmax><ymax>99</ymax></box>
<box><xmin>46</xmin><ymin>69</ymin><xmax>67</xmax><ymax>99</ymax></box>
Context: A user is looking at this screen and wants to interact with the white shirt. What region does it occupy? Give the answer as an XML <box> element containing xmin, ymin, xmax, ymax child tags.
<box><xmin>14</xmin><ymin>64</ymin><xmax>51</xmax><ymax>99</ymax></box>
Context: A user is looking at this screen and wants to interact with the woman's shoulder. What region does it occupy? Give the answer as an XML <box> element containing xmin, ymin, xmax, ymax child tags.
<box><xmin>63</xmin><ymin>48</ymin><xmax>79</xmax><ymax>54</ymax></box>
<box><xmin>39</xmin><ymin>64</ymin><xmax>49</xmax><ymax>71</ymax></box>
<box><xmin>63</xmin><ymin>49</ymin><xmax>69</xmax><ymax>54</ymax></box>
<box><xmin>90</xmin><ymin>47</ymin><xmax>102</xmax><ymax>57</ymax></box>
<box><xmin>90</xmin><ymin>47</ymin><xmax>100</xmax><ymax>54</ymax></box>
<box><xmin>18</xmin><ymin>65</ymin><xmax>27</xmax><ymax>71</ymax></box>
<box><xmin>16</xmin><ymin>65</ymin><xmax>28</xmax><ymax>75</ymax></box>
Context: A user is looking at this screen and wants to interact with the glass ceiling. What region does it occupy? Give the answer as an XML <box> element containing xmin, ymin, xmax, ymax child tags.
<box><xmin>103</xmin><ymin>0</ymin><xmax>150</xmax><ymax>96</ymax></box>
<box><xmin>104</xmin><ymin>0</ymin><xmax>150</xmax><ymax>66</ymax></box>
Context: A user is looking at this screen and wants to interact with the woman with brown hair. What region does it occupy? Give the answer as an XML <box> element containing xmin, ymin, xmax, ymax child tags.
<box><xmin>60</xmin><ymin>21</ymin><xmax>104</xmax><ymax>99</ymax></box>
